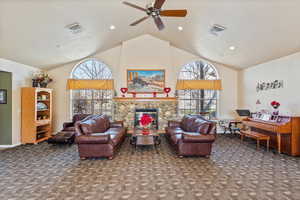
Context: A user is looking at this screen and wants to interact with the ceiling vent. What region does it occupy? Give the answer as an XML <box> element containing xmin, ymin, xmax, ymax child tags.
<box><xmin>65</xmin><ymin>23</ymin><xmax>82</xmax><ymax>34</ymax></box>
<box><xmin>210</xmin><ymin>24</ymin><xmax>226</xmax><ymax>36</ymax></box>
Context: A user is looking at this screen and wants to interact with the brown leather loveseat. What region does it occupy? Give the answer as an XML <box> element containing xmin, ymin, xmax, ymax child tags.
<box><xmin>75</xmin><ymin>114</ymin><xmax>126</xmax><ymax>159</ymax></box>
<box><xmin>165</xmin><ymin>115</ymin><xmax>216</xmax><ymax>157</ymax></box>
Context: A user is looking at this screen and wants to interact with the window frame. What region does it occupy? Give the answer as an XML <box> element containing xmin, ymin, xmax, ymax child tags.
<box><xmin>177</xmin><ymin>60</ymin><xmax>220</xmax><ymax>118</ymax></box>
<box><xmin>69</xmin><ymin>58</ymin><xmax>114</xmax><ymax>118</ymax></box>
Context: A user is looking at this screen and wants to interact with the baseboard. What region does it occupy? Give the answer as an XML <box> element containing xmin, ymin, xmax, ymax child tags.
<box><xmin>0</xmin><ymin>143</ymin><xmax>21</xmax><ymax>149</ymax></box>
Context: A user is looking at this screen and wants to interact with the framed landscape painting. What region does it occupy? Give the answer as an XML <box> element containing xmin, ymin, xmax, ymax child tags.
<box><xmin>127</xmin><ymin>69</ymin><xmax>165</xmax><ymax>93</ymax></box>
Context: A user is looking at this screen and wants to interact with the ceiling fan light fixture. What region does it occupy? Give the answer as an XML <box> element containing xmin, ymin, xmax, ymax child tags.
<box><xmin>229</xmin><ymin>46</ymin><xmax>236</xmax><ymax>51</ymax></box>
<box><xmin>109</xmin><ymin>25</ymin><xmax>116</xmax><ymax>30</ymax></box>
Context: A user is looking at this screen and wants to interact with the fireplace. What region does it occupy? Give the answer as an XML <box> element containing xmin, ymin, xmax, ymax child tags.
<box><xmin>134</xmin><ymin>108</ymin><xmax>158</xmax><ymax>129</ymax></box>
<box><xmin>113</xmin><ymin>97</ymin><xmax>178</xmax><ymax>131</ymax></box>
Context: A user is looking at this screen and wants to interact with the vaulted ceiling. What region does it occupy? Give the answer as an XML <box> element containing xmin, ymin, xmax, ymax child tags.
<box><xmin>1</xmin><ymin>0</ymin><xmax>300</xmax><ymax>69</ymax></box>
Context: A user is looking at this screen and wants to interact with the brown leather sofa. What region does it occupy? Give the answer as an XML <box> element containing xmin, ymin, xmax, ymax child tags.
<box><xmin>165</xmin><ymin>115</ymin><xmax>216</xmax><ymax>157</ymax></box>
<box><xmin>75</xmin><ymin>114</ymin><xmax>126</xmax><ymax>159</ymax></box>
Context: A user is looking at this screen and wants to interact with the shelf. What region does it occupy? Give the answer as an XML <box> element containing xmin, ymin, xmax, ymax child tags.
<box><xmin>113</xmin><ymin>97</ymin><xmax>177</xmax><ymax>102</ymax></box>
<box><xmin>36</xmin><ymin>129</ymin><xmax>50</xmax><ymax>134</ymax></box>
<box><xmin>36</xmin><ymin>119</ymin><xmax>51</xmax><ymax>126</ymax></box>
<box><xmin>35</xmin><ymin>136</ymin><xmax>50</xmax><ymax>144</ymax></box>
<box><xmin>37</xmin><ymin>109</ymin><xmax>49</xmax><ymax>112</ymax></box>
<box><xmin>37</xmin><ymin>99</ymin><xmax>50</xmax><ymax>102</ymax></box>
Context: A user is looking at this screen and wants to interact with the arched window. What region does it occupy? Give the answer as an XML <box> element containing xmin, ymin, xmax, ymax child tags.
<box><xmin>177</xmin><ymin>60</ymin><xmax>219</xmax><ymax>118</ymax></box>
<box><xmin>71</xmin><ymin>59</ymin><xmax>113</xmax><ymax>116</ymax></box>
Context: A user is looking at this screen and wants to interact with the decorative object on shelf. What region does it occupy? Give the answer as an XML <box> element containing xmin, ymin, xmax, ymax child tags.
<box><xmin>163</xmin><ymin>87</ymin><xmax>171</xmax><ymax>97</ymax></box>
<box><xmin>127</xmin><ymin>69</ymin><xmax>165</xmax><ymax>93</ymax></box>
<box><xmin>132</xmin><ymin>92</ymin><xmax>136</xmax><ymax>98</ymax></box>
<box><xmin>256</xmin><ymin>80</ymin><xmax>283</xmax><ymax>92</ymax></box>
<box><xmin>153</xmin><ymin>92</ymin><xmax>157</xmax><ymax>97</ymax></box>
<box><xmin>32</xmin><ymin>72</ymin><xmax>53</xmax><ymax>88</ymax></box>
<box><xmin>271</xmin><ymin>101</ymin><xmax>280</xmax><ymax>115</ymax></box>
<box><xmin>41</xmin><ymin>95</ymin><xmax>48</xmax><ymax>100</ymax></box>
<box><xmin>0</xmin><ymin>89</ymin><xmax>7</xmax><ymax>104</ymax></box>
<box><xmin>120</xmin><ymin>88</ymin><xmax>128</xmax><ymax>97</ymax></box>
<box><xmin>37</xmin><ymin>102</ymin><xmax>48</xmax><ymax>111</ymax></box>
<box><xmin>140</xmin><ymin>114</ymin><xmax>153</xmax><ymax>135</ymax></box>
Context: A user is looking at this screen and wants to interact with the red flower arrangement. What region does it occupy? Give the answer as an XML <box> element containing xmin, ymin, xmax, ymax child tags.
<box><xmin>271</xmin><ymin>101</ymin><xmax>280</xmax><ymax>109</ymax></box>
<box><xmin>140</xmin><ymin>114</ymin><xmax>153</xmax><ymax>135</ymax></box>
<box><xmin>140</xmin><ymin>114</ymin><xmax>153</xmax><ymax>127</ymax></box>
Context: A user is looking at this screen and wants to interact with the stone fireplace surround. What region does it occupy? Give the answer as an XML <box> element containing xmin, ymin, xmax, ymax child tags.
<box><xmin>113</xmin><ymin>97</ymin><xmax>178</xmax><ymax>131</ymax></box>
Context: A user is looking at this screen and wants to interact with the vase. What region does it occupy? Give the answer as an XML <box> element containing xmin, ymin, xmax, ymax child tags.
<box><xmin>142</xmin><ymin>127</ymin><xmax>150</xmax><ymax>135</ymax></box>
<box><xmin>40</xmin><ymin>82</ymin><xmax>48</xmax><ymax>88</ymax></box>
<box><xmin>273</xmin><ymin>108</ymin><xmax>279</xmax><ymax>116</ymax></box>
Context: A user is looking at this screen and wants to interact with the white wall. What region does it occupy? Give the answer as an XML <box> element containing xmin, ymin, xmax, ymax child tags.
<box><xmin>48</xmin><ymin>34</ymin><xmax>238</xmax><ymax>132</ymax></box>
<box><xmin>239</xmin><ymin>51</ymin><xmax>300</xmax><ymax>116</ymax></box>
<box><xmin>0</xmin><ymin>58</ymin><xmax>39</xmax><ymax>145</ymax></box>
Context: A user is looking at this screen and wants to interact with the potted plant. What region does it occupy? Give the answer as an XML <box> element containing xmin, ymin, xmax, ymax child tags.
<box><xmin>32</xmin><ymin>72</ymin><xmax>53</xmax><ymax>88</ymax></box>
<box><xmin>270</xmin><ymin>101</ymin><xmax>280</xmax><ymax>115</ymax></box>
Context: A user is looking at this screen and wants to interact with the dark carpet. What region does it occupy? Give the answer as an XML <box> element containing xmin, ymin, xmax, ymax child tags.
<box><xmin>1</xmin><ymin>135</ymin><xmax>300</xmax><ymax>200</ymax></box>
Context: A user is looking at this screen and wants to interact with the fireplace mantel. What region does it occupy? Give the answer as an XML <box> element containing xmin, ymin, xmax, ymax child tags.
<box><xmin>113</xmin><ymin>97</ymin><xmax>177</xmax><ymax>102</ymax></box>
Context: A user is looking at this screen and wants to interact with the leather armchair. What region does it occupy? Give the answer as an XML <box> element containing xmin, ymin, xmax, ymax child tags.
<box><xmin>75</xmin><ymin>114</ymin><xmax>126</xmax><ymax>159</ymax></box>
<box><xmin>62</xmin><ymin>114</ymin><xmax>91</xmax><ymax>132</ymax></box>
<box><xmin>165</xmin><ymin>115</ymin><xmax>216</xmax><ymax>157</ymax></box>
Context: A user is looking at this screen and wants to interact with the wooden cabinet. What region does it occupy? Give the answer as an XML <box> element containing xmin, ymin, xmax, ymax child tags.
<box><xmin>21</xmin><ymin>87</ymin><xmax>53</xmax><ymax>144</ymax></box>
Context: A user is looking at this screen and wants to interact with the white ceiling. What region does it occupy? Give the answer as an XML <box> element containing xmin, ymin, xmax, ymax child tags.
<box><xmin>1</xmin><ymin>0</ymin><xmax>300</xmax><ymax>69</ymax></box>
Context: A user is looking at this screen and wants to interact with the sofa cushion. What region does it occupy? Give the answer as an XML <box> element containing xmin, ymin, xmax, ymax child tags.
<box><xmin>182</xmin><ymin>134</ymin><xmax>215</xmax><ymax>143</ymax></box>
<box><xmin>180</xmin><ymin>115</ymin><xmax>195</xmax><ymax>131</ymax></box>
<box><xmin>72</xmin><ymin>114</ymin><xmax>91</xmax><ymax>123</ymax></box>
<box><xmin>80</xmin><ymin>119</ymin><xmax>95</xmax><ymax>134</ymax></box>
<box><xmin>75</xmin><ymin>134</ymin><xmax>110</xmax><ymax>144</ymax></box>
<box><xmin>196</xmin><ymin>122</ymin><xmax>211</xmax><ymax>134</ymax></box>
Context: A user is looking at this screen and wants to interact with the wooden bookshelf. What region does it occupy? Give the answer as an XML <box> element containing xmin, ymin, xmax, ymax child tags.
<box><xmin>21</xmin><ymin>87</ymin><xmax>53</xmax><ymax>144</ymax></box>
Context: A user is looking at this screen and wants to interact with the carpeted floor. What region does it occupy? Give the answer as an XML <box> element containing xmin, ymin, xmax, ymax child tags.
<box><xmin>1</xmin><ymin>135</ymin><xmax>300</xmax><ymax>200</ymax></box>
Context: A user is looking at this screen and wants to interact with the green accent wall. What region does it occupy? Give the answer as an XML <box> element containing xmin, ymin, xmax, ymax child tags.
<box><xmin>0</xmin><ymin>71</ymin><xmax>12</xmax><ymax>145</ymax></box>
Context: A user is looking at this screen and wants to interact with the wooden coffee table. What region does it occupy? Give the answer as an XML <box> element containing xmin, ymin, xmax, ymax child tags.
<box><xmin>130</xmin><ymin>128</ymin><xmax>161</xmax><ymax>154</ymax></box>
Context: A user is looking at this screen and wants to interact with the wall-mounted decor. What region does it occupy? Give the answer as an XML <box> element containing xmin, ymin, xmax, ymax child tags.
<box><xmin>127</xmin><ymin>69</ymin><xmax>165</xmax><ymax>93</ymax></box>
<box><xmin>256</xmin><ymin>80</ymin><xmax>283</xmax><ymax>92</ymax></box>
<box><xmin>0</xmin><ymin>89</ymin><xmax>7</xmax><ymax>104</ymax></box>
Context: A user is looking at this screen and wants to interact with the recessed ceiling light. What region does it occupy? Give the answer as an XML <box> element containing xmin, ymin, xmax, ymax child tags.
<box><xmin>110</xmin><ymin>25</ymin><xmax>116</xmax><ymax>30</ymax></box>
<box><xmin>178</xmin><ymin>26</ymin><xmax>183</xmax><ymax>31</ymax></box>
<box><xmin>229</xmin><ymin>46</ymin><xmax>236</xmax><ymax>51</ymax></box>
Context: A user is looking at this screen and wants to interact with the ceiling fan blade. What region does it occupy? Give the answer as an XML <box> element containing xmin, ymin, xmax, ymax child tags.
<box><xmin>130</xmin><ymin>16</ymin><xmax>150</xmax><ymax>26</ymax></box>
<box><xmin>153</xmin><ymin>16</ymin><xmax>165</xmax><ymax>31</ymax></box>
<box><xmin>154</xmin><ymin>0</ymin><xmax>166</xmax><ymax>9</ymax></box>
<box><xmin>160</xmin><ymin>10</ymin><xmax>187</xmax><ymax>17</ymax></box>
<box><xmin>123</xmin><ymin>1</ymin><xmax>146</xmax><ymax>12</ymax></box>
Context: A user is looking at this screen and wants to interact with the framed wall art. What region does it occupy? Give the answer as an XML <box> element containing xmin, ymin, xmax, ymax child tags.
<box><xmin>0</xmin><ymin>89</ymin><xmax>7</xmax><ymax>104</ymax></box>
<box><xmin>127</xmin><ymin>69</ymin><xmax>165</xmax><ymax>93</ymax></box>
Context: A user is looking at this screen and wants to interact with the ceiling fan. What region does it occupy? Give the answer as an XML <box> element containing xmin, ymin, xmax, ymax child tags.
<box><xmin>123</xmin><ymin>0</ymin><xmax>187</xmax><ymax>31</ymax></box>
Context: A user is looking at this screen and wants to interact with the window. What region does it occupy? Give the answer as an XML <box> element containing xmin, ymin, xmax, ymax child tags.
<box><xmin>71</xmin><ymin>59</ymin><xmax>113</xmax><ymax>116</ymax></box>
<box><xmin>177</xmin><ymin>61</ymin><xmax>219</xmax><ymax>118</ymax></box>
